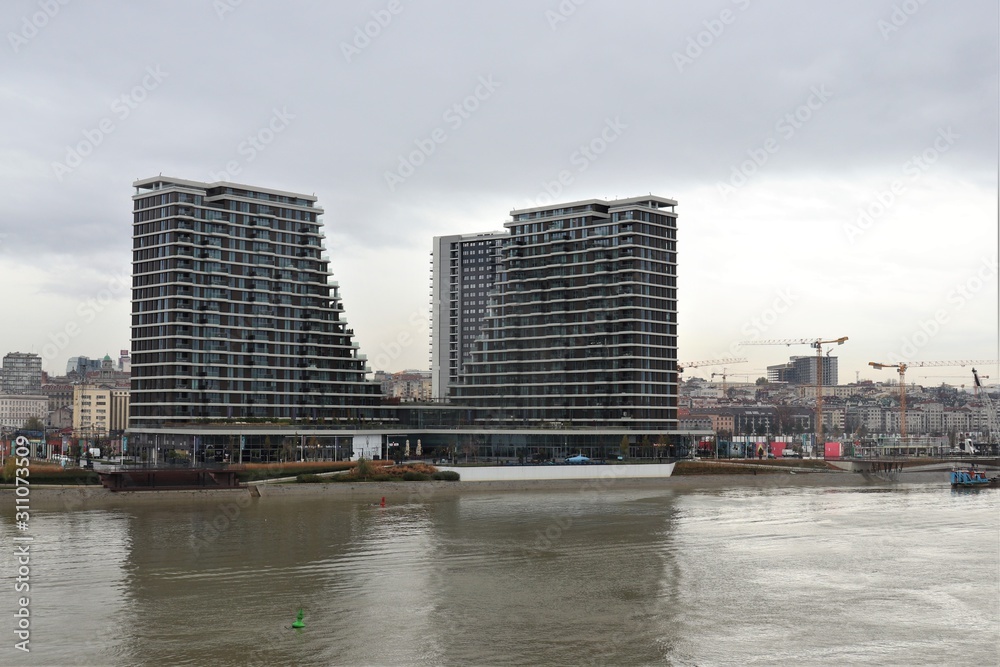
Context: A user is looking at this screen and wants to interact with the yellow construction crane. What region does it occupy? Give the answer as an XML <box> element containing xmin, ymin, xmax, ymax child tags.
<box><xmin>711</xmin><ymin>369</ymin><xmax>733</xmax><ymax>395</ymax></box>
<box><xmin>740</xmin><ymin>337</ymin><xmax>848</xmax><ymax>451</ymax></box>
<box><xmin>869</xmin><ymin>359</ymin><xmax>997</xmax><ymax>438</ymax></box>
<box><xmin>869</xmin><ymin>362</ymin><xmax>909</xmax><ymax>438</ymax></box>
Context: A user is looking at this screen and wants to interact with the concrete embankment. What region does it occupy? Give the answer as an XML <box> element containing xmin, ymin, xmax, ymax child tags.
<box><xmin>0</xmin><ymin>469</ymin><xmax>952</xmax><ymax>510</ymax></box>
<box><xmin>435</xmin><ymin>462</ymin><xmax>675</xmax><ymax>481</ymax></box>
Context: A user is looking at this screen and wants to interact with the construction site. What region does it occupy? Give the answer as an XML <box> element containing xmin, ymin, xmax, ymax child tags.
<box><xmin>678</xmin><ymin>337</ymin><xmax>999</xmax><ymax>460</ymax></box>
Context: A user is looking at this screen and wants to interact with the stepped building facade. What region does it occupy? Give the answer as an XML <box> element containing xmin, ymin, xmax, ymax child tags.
<box><xmin>453</xmin><ymin>196</ymin><xmax>679</xmax><ymax>431</ymax></box>
<box><xmin>129</xmin><ymin>176</ymin><xmax>377</xmax><ymax>427</ymax></box>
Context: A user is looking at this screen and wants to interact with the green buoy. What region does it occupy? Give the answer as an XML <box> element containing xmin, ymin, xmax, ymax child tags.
<box><xmin>292</xmin><ymin>608</ymin><xmax>305</xmax><ymax>629</ymax></box>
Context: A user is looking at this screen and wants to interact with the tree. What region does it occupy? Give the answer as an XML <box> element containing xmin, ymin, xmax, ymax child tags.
<box><xmin>755</xmin><ymin>377</ymin><xmax>767</xmax><ymax>386</ymax></box>
<box><xmin>281</xmin><ymin>438</ymin><xmax>296</xmax><ymax>463</ymax></box>
<box><xmin>22</xmin><ymin>417</ymin><xmax>44</xmax><ymax>432</ymax></box>
<box><xmin>619</xmin><ymin>435</ymin><xmax>629</xmax><ymax>459</ymax></box>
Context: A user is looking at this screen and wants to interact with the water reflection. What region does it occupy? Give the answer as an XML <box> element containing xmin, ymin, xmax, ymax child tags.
<box><xmin>0</xmin><ymin>485</ymin><xmax>995</xmax><ymax>666</ymax></box>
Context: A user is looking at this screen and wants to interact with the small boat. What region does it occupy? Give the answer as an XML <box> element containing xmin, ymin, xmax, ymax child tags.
<box><xmin>950</xmin><ymin>468</ymin><xmax>1000</xmax><ymax>489</ymax></box>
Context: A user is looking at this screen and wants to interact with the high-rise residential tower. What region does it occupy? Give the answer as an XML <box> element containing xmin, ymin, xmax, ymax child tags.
<box><xmin>429</xmin><ymin>231</ymin><xmax>508</xmax><ymax>399</ymax></box>
<box><xmin>454</xmin><ymin>196</ymin><xmax>679</xmax><ymax>430</ymax></box>
<box><xmin>129</xmin><ymin>177</ymin><xmax>377</xmax><ymax>427</ymax></box>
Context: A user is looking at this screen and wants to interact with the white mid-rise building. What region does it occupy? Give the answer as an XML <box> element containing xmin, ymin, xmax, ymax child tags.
<box><xmin>0</xmin><ymin>395</ymin><xmax>47</xmax><ymax>429</ymax></box>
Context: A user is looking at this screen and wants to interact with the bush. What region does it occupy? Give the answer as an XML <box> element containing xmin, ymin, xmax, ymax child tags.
<box><xmin>296</xmin><ymin>474</ymin><xmax>324</xmax><ymax>483</ymax></box>
<box><xmin>402</xmin><ymin>471</ymin><xmax>431</xmax><ymax>481</ymax></box>
<box><xmin>2</xmin><ymin>457</ymin><xmax>16</xmax><ymax>482</ymax></box>
<box><xmin>371</xmin><ymin>474</ymin><xmax>393</xmax><ymax>482</ymax></box>
<box><xmin>329</xmin><ymin>474</ymin><xmax>355</xmax><ymax>483</ymax></box>
<box><xmin>432</xmin><ymin>470</ymin><xmax>460</xmax><ymax>482</ymax></box>
<box><xmin>355</xmin><ymin>457</ymin><xmax>377</xmax><ymax>479</ymax></box>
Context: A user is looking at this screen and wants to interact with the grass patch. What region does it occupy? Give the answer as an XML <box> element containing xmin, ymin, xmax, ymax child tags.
<box><xmin>2</xmin><ymin>460</ymin><xmax>101</xmax><ymax>485</ymax></box>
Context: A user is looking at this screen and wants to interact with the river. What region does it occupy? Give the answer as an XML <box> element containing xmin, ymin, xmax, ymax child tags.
<box><xmin>2</xmin><ymin>481</ymin><xmax>997</xmax><ymax>666</ymax></box>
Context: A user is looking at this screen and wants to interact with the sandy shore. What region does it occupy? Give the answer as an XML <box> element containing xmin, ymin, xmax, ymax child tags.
<box><xmin>0</xmin><ymin>470</ymin><xmax>952</xmax><ymax>510</ymax></box>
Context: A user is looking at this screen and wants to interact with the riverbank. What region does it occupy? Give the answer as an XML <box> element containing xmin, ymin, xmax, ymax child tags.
<box><xmin>0</xmin><ymin>469</ymin><xmax>953</xmax><ymax>510</ymax></box>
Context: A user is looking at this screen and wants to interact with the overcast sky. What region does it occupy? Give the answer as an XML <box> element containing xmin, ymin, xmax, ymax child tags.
<box><xmin>1</xmin><ymin>0</ymin><xmax>997</xmax><ymax>385</ymax></box>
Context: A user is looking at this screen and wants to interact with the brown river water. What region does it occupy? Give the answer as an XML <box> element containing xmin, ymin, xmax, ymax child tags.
<box><xmin>1</xmin><ymin>481</ymin><xmax>997</xmax><ymax>666</ymax></box>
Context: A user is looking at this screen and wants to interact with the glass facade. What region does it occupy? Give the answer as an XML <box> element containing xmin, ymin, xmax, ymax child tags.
<box><xmin>430</xmin><ymin>231</ymin><xmax>507</xmax><ymax>399</ymax></box>
<box><xmin>454</xmin><ymin>196</ymin><xmax>679</xmax><ymax>430</ymax></box>
<box><xmin>129</xmin><ymin>177</ymin><xmax>379</xmax><ymax>427</ymax></box>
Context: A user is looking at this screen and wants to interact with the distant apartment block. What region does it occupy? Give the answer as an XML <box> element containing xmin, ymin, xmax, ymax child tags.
<box><xmin>454</xmin><ymin>196</ymin><xmax>679</xmax><ymax>430</ymax></box>
<box><xmin>767</xmin><ymin>355</ymin><xmax>838</xmax><ymax>385</ymax></box>
<box><xmin>430</xmin><ymin>231</ymin><xmax>508</xmax><ymax>399</ymax></box>
<box><xmin>2</xmin><ymin>352</ymin><xmax>42</xmax><ymax>395</ymax></box>
<box><xmin>129</xmin><ymin>176</ymin><xmax>378</xmax><ymax>426</ymax></box>
<box><xmin>375</xmin><ymin>369</ymin><xmax>433</xmax><ymax>402</ymax></box>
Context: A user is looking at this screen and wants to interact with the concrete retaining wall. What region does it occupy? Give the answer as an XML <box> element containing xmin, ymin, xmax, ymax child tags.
<box><xmin>436</xmin><ymin>462</ymin><xmax>675</xmax><ymax>482</ymax></box>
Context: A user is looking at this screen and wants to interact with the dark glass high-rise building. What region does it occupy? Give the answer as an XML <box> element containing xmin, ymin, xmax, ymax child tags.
<box><xmin>129</xmin><ymin>177</ymin><xmax>378</xmax><ymax>427</ymax></box>
<box><xmin>454</xmin><ymin>196</ymin><xmax>679</xmax><ymax>430</ymax></box>
<box><xmin>430</xmin><ymin>231</ymin><xmax>508</xmax><ymax>399</ymax></box>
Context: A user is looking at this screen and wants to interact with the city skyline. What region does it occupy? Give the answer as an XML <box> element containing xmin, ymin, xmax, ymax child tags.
<box><xmin>1</xmin><ymin>1</ymin><xmax>996</xmax><ymax>383</ymax></box>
